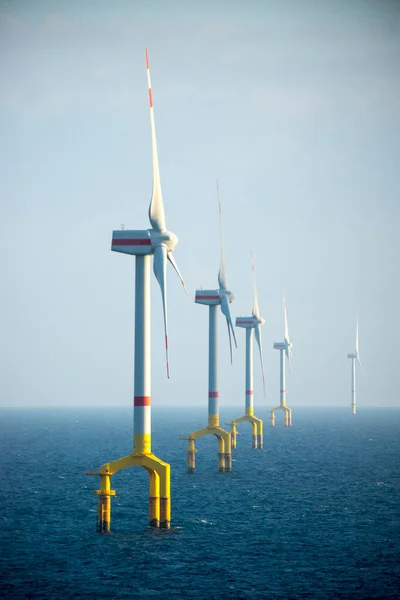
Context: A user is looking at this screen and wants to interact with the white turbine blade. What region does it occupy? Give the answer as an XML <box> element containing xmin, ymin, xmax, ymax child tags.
<box><xmin>254</xmin><ymin>324</ymin><xmax>266</xmax><ymax>397</ymax></box>
<box><xmin>167</xmin><ymin>251</ymin><xmax>188</xmax><ymax>295</ymax></box>
<box><xmin>216</xmin><ymin>180</ymin><xmax>228</xmax><ymax>290</ymax></box>
<box><xmin>357</xmin><ymin>355</ymin><xmax>364</xmax><ymax>374</ymax></box>
<box><xmin>250</xmin><ymin>251</ymin><xmax>260</xmax><ymax>318</ymax></box>
<box><xmin>355</xmin><ymin>316</ymin><xmax>359</xmax><ymax>356</ymax></box>
<box><xmin>220</xmin><ymin>295</ymin><xmax>237</xmax><ymax>364</ymax></box>
<box><xmin>283</xmin><ymin>294</ymin><xmax>290</xmax><ymax>342</ymax></box>
<box><xmin>146</xmin><ymin>49</ymin><xmax>166</xmax><ymax>232</ymax></box>
<box><xmin>153</xmin><ymin>244</ymin><xmax>170</xmax><ymax>378</ymax></box>
<box><xmin>286</xmin><ymin>344</ymin><xmax>292</xmax><ymax>374</ymax></box>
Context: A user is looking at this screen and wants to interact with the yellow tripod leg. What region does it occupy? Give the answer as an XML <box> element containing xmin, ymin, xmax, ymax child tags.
<box><xmin>95</xmin><ymin>473</ymin><xmax>116</xmax><ymax>533</ymax></box>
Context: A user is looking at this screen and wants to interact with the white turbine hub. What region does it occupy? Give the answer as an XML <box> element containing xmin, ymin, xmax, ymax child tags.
<box><xmin>150</xmin><ymin>229</ymin><xmax>178</xmax><ymax>252</ymax></box>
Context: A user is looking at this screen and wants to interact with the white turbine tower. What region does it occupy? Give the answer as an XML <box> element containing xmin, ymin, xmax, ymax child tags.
<box><xmin>231</xmin><ymin>252</ymin><xmax>266</xmax><ymax>449</ymax></box>
<box><xmin>271</xmin><ymin>295</ymin><xmax>293</xmax><ymax>427</ymax></box>
<box><xmin>347</xmin><ymin>316</ymin><xmax>363</xmax><ymax>414</ymax></box>
<box><xmin>183</xmin><ymin>180</ymin><xmax>237</xmax><ymax>473</ymax></box>
<box><xmin>88</xmin><ymin>50</ymin><xmax>186</xmax><ymax>532</ymax></box>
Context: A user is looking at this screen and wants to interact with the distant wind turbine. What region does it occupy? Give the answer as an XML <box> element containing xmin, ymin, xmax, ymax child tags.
<box><xmin>271</xmin><ymin>295</ymin><xmax>293</xmax><ymax>427</ymax></box>
<box><xmin>231</xmin><ymin>252</ymin><xmax>265</xmax><ymax>449</ymax></box>
<box><xmin>347</xmin><ymin>316</ymin><xmax>363</xmax><ymax>414</ymax></box>
<box><xmin>183</xmin><ymin>180</ymin><xmax>237</xmax><ymax>473</ymax></box>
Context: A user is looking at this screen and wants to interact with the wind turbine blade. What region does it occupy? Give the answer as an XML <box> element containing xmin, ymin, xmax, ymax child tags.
<box><xmin>153</xmin><ymin>244</ymin><xmax>170</xmax><ymax>378</ymax></box>
<box><xmin>250</xmin><ymin>251</ymin><xmax>260</xmax><ymax>318</ymax></box>
<box><xmin>355</xmin><ymin>316</ymin><xmax>359</xmax><ymax>356</ymax></box>
<box><xmin>146</xmin><ymin>49</ymin><xmax>166</xmax><ymax>232</ymax></box>
<box><xmin>254</xmin><ymin>324</ymin><xmax>266</xmax><ymax>397</ymax></box>
<box><xmin>167</xmin><ymin>251</ymin><xmax>188</xmax><ymax>295</ymax></box>
<box><xmin>357</xmin><ymin>356</ymin><xmax>364</xmax><ymax>374</ymax></box>
<box><xmin>283</xmin><ymin>294</ymin><xmax>290</xmax><ymax>343</ymax></box>
<box><xmin>287</xmin><ymin>348</ymin><xmax>292</xmax><ymax>374</ymax></box>
<box><xmin>216</xmin><ymin>180</ymin><xmax>228</xmax><ymax>290</ymax></box>
<box><xmin>220</xmin><ymin>295</ymin><xmax>237</xmax><ymax>364</ymax></box>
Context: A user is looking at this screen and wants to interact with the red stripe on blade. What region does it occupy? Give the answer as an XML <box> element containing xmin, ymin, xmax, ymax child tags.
<box><xmin>208</xmin><ymin>392</ymin><xmax>219</xmax><ymax>398</ymax></box>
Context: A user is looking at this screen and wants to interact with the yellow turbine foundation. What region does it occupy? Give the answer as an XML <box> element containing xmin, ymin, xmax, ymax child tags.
<box><xmin>185</xmin><ymin>415</ymin><xmax>232</xmax><ymax>473</ymax></box>
<box><xmin>270</xmin><ymin>406</ymin><xmax>292</xmax><ymax>428</ymax></box>
<box><xmin>89</xmin><ymin>450</ymin><xmax>171</xmax><ymax>531</ymax></box>
<box><xmin>230</xmin><ymin>414</ymin><xmax>263</xmax><ymax>449</ymax></box>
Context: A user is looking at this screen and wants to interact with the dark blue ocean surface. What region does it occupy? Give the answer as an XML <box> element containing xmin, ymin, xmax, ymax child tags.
<box><xmin>1</xmin><ymin>407</ymin><xmax>399</xmax><ymax>599</ymax></box>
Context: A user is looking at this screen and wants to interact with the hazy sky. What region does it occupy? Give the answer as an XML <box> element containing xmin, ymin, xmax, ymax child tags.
<box><xmin>1</xmin><ymin>0</ymin><xmax>399</xmax><ymax>410</ymax></box>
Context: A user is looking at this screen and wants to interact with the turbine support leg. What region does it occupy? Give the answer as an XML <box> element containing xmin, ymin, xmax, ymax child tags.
<box><xmin>257</xmin><ymin>419</ymin><xmax>263</xmax><ymax>449</ymax></box>
<box><xmin>218</xmin><ymin>435</ymin><xmax>226</xmax><ymax>471</ymax></box>
<box><xmin>147</xmin><ymin>468</ymin><xmax>160</xmax><ymax>528</ymax></box>
<box><xmin>231</xmin><ymin>422</ymin><xmax>237</xmax><ymax>449</ymax></box>
<box><xmin>186</xmin><ymin>437</ymin><xmax>197</xmax><ymax>474</ymax></box>
<box><xmin>218</xmin><ymin>431</ymin><xmax>232</xmax><ymax>472</ymax></box>
<box><xmin>160</xmin><ymin>497</ymin><xmax>171</xmax><ymax>529</ymax></box>
<box><xmin>270</xmin><ymin>411</ymin><xmax>275</xmax><ymax>427</ymax></box>
<box><xmin>252</xmin><ymin>420</ymin><xmax>258</xmax><ymax>449</ymax></box>
<box><xmin>95</xmin><ymin>473</ymin><xmax>116</xmax><ymax>533</ymax></box>
<box><xmin>223</xmin><ymin>452</ymin><xmax>232</xmax><ymax>471</ymax></box>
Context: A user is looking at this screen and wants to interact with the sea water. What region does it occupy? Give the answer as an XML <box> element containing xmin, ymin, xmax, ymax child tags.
<box><xmin>1</xmin><ymin>407</ymin><xmax>399</xmax><ymax>599</ymax></box>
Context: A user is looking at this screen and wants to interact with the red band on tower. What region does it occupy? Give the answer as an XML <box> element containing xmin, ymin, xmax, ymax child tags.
<box><xmin>134</xmin><ymin>396</ymin><xmax>151</xmax><ymax>406</ymax></box>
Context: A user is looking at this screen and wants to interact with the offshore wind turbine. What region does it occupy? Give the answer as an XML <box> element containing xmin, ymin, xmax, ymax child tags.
<box><xmin>347</xmin><ymin>316</ymin><xmax>363</xmax><ymax>414</ymax></box>
<box><xmin>231</xmin><ymin>252</ymin><xmax>265</xmax><ymax>449</ymax></box>
<box><xmin>271</xmin><ymin>295</ymin><xmax>293</xmax><ymax>427</ymax></box>
<box><xmin>87</xmin><ymin>50</ymin><xmax>186</xmax><ymax>532</ymax></box>
<box><xmin>184</xmin><ymin>181</ymin><xmax>237</xmax><ymax>473</ymax></box>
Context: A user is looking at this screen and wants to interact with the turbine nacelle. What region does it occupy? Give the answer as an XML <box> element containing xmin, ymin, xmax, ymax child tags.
<box><xmin>195</xmin><ymin>289</ymin><xmax>222</xmax><ymax>306</ymax></box>
<box><xmin>236</xmin><ymin>315</ymin><xmax>265</xmax><ymax>329</ymax></box>
<box><xmin>112</xmin><ymin>230</ymin><xmax>151</xmax><ymax>255</ymax></box>
<box><xmin>274</xmin><ymin>342</ymin><xmax>286</xmax><ymax>350</ymax></box>
<box><xmin>111</xmin><ymin>229</ymin><xmax>179</xmax><ymax>256</ymax></box>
